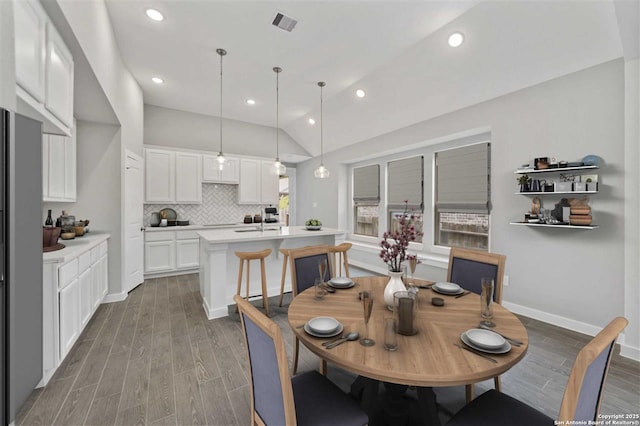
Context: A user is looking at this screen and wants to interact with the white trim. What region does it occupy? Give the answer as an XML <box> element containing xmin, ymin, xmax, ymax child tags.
<box><xmin>503</xmin><ymin>300</ymin><xmax>639</xmax><ymax>361</ymax></box>
<box><xmin>144</xmin><ymin>268</ymin><xmax>198</xmax><ymax>280</ymax></box>
<box><xmin>202</xmin><ymin>297</ymin><xmax>228</xmax><ymax>320</ymax></box>
<box><xmin>102</xmin><ymin>292</ymin><xmax>127</xmax><ymax>303</ymax></box>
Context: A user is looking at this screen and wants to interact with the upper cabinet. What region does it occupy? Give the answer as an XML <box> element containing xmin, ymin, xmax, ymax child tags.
<box><xmin>43</xmin><ymin>125</ymin><xmax>76</xmax><ymax>202</ymax></box>
<box><xmin>14</xmin><ymin>0</ymin><xmax>74</xmax><ymax>135</ymax></box>
<box><xmin>145</xmin><ymin>148</ymin><xmax>202</xmax><ymax>204</ymax></box>
<box><xmin>238</xmin><ymin>159</ymin><xmax>279</xmax><ymax>205</ymax></box>
<box><xmin>202</xmin><ymin>155</ymin><xmax>239</xmax><ymax>184</ymax></box>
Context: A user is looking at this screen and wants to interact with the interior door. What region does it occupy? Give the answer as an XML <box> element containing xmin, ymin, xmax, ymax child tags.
<box><xmin>124</xmin><ymin>150</ymin><xmax>144</xmax><ymax>293</ymax></box>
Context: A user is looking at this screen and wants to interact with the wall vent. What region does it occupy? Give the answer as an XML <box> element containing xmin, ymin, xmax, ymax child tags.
<box><xmin>272</xmin><ymin>12</ymin><xmax>298</xmax><ymax>32</ymax></box>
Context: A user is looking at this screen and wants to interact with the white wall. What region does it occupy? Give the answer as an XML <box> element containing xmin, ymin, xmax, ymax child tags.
<box><xmin>0</xmin><ymin>0</ymin><xmax>16</xmax><ymax>110</ymax></box>
<box><xmin>297</xmin><ymin>59</ymin><xmax>637</xmax><ymax>357</ymax></box>
<box><xmin>144</xmin><ymin>104</ymin><xmax>310</xmax><ymax>160</ymax></box>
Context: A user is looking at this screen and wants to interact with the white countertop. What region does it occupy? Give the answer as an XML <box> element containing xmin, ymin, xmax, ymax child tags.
<box><xmin>43</xmin><ymin>232</ymin><xmax>110</xmax><ymax>264</ymax></box>
<box><xmin>145</xmin><ymin>222</ymin><xmax>283</xmax><ymax>232</ymax></box>
<box><xmin>197</xmin><ymin>226</ymin><xmax>345</xmax><ymax>244</ymax></box>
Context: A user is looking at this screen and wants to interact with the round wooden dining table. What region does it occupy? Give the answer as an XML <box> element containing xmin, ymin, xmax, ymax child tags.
<box><xmin>287</xmin><ymin>276</ymin><xmax>529</xmax><ymax>425</ymax></box>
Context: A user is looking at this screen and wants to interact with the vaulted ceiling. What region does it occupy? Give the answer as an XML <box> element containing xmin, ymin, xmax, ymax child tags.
<box><xmin>104</xmin><ymin>1</ymin><xmax>630</xmax><ymax>159</ymax></box>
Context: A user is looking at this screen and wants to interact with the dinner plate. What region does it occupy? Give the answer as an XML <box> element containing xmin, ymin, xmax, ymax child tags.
<box><xmin>432</xmin><ymin>287</ymin><xmax>465</xmax><ymax>296</ymax></box>
<box><xmin>433</xmin><ymin>282</ymin><xmax>462</xmax><ymax>293</ymax></box>
<box><xmin>465</xmin><ymin>329</ymin><xmax>506</xmax><ymax>350</ymax></box>
<box><xmin>460</xmin><ymin>333</ymin><xmax>511</xmax><ymax>354</ymax></box>
<box><xmin>307</xmin><ymin>317</ymin><xmax>340</xmax><ymax>335</ymax></box>
<box><xmin>327</xmin><ymin>280</ymin><xmax>355</xmax><ymax>289</ymax></box>
<box><xmin>329</xmin><ymin>277</ymin><xmax>354</xmax><ymax>288</ymax></box>
<box><xmin>304</xmin><ymin>322</ymin><xmax>343</xmax><ymax>338</ymax></box>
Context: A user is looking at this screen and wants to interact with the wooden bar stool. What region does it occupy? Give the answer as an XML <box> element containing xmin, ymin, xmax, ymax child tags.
<box><xmin>235</xmin><ymin>248</ymin><xmax>272</xmax><ymax>316</ymax></box>
<box><xmin>328</xmin><ymin>243</ymin><xmax>352</xmax><ymax>277</ymax></box>
<box><xmin>278</xmin><ymin>248</ymin><xmax>290</xmax><ymax>307</ymax></box>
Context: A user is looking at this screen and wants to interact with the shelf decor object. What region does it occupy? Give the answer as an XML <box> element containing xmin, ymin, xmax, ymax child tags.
<box><xmin>314</xmin><ymin>81</ymin><xmax>330</xmax><ymax>179</ymax></box>
<box><xmin>216</xmin><ymin>48</ymin><xmax>227</xmax><ymax>170</ymax></box>
<box><xmin>273</xmin><ymin>67</ymin><xmax>286</xmax><ymax>175</ymax></box>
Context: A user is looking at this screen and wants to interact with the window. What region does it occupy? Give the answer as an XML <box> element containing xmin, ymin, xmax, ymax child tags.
<box><xmin>387</xmin><ymin>156</ymin><xmax>424</xmax><ymax>243</ymax></box>
<box><xmin>353</xmin><ymin>165</ymin><xmax>379</xmax><ymax>237</ymax></box>
<box><xmin>435</xmin><ymin>142</ymin><xmax>490</xmax><ymax>250</ymax></box>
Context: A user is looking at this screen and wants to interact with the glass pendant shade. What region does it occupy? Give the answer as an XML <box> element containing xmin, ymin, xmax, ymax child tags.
<box><xmin>216</xmin><ymin>48</ymin><xmax>227</xmax><ymax>171</ymax></box>
<box><xmin>315</xmin><ymin>81</ymin><xmax>329</xmax><ymax>179</ymax></box>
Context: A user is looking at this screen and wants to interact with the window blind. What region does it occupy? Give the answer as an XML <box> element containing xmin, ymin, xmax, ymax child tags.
<box><xmin>436</xmin><ymin>142</ymin><xmax>490</xmax><ymax>213</ymax></box>
<box><xmin>353</xmin><ymin>165</ymin><xmax>380</xmax><ymax>203</ymax></box>
<box><xmin>387</xmin><ymin>156</ymin><xmax>423</xmax><ymax>209</ymax></box>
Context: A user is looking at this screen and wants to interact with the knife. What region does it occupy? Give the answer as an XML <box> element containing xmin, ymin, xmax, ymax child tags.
<box><xmin>478</xmin><ymin>324</ymin><xmax>523</xmax><ymax>346</ymax></box>
<box><xmin>455</xmin><ymin>291</ymin><xmax>471</xmax><ymax>298</ymax></box>
<box><xmin>453</xmin><ymin>343</ymin><xmax>497</xmax><ymax>363</ymax></box>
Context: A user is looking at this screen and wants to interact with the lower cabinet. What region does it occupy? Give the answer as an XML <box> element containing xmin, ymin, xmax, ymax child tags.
<box><xmin>59</xmin><ymin>277</ymin><xmax>79</xmax><ymax>359</ymax></box>
<box><xmin>144</xmin><ymin>230</ymin><xmax>200</xmax><ymax>276</ymax></box>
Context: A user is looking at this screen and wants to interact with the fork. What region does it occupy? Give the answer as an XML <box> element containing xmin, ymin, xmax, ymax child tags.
<box><xmin>453</xmin><ymin>343</ymin><xmax>497</xmax><ymax>363</ymax></box>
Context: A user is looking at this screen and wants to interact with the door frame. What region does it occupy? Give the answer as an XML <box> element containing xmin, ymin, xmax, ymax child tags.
<box><xmin>123</xmin><ymin>149</ymin><xmax>144</xmax><ymax>294</ymax></box>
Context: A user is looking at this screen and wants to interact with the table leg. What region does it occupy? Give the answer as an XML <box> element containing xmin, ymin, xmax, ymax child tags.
<box><xmin>416</xmin><ymin>386</ymin><xmax>441</xmax><ymax>426</ymax></box>
<box><xmin>350</xmin><ymin>376</ymin><xmax>382</xmax><ymax>425</ymax></box>
<box><xmin>382</xmin><ymin>383</ymin><xmax>410</xmax><ymax>425</ymax></box>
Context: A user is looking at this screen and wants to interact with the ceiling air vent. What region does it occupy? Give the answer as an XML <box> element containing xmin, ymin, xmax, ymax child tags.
<box><xmin>272</xmin><ymin>12</ymin><xmax>298</xmax><ymax>32</ymax></box>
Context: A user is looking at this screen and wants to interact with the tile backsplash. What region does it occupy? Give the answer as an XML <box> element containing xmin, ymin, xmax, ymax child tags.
<box><xmin>143</xmin><ymin>184</ymin><xmax>264</xmax><ymax>226</ymax></box>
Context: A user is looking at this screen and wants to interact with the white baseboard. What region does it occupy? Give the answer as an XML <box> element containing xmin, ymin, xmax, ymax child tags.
<box><xmin>503</xmin><ymin>300</ymin><xmax>639</xmax><ymax>361</ymax></box>
<box><xmin>102</xmin><ymin>292</ymin><xmax>127</xmax><ymax>303</ymax></box>
<box><xmin>144</xmin><ymin>269</ymin><xmax>198</xmax><ymax>279</ymax></box>
<box><xmin>202</xmin><ymin>298</ymin><xmax>229</xmax><ymax>320</ymax></box>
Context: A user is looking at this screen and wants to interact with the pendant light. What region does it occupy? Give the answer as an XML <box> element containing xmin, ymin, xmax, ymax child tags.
<box><xmin>273</xmin><ymin>67</ymin><xmax>286</xmax><ymax>175</ymax></box>
<box><xmin>314</xmin><ymin>81</ymin><xmax>330</xmax><ymax>178</ymax></box>
<box><xmin>216</xmin><ymin>48</ymin><xmax>226</xmax><ymax>170</ymax></box>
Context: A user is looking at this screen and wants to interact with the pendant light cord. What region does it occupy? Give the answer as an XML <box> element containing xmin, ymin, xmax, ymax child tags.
<box><xmin>219</xmin><ymin>51</ymin><xmax>223</xmax><ymax>154</ymax></box>
<box><xmin>276</xmin><ymin>69</ymin><xmax>279</xmax><ymax>159</ymax></box>
<box><xmin>320</xmin><ymin>83</ymin><xmax>324</xmax><ymax>164</ymax></box>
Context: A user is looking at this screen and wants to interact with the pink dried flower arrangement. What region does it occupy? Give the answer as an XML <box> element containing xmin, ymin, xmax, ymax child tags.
<box><xmin>379</xmin><ymin>201</ymin><xmax>424</xmax><ymax>272</ymax></box>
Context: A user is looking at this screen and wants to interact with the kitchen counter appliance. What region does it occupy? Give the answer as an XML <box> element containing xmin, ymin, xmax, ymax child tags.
<box><xmin>264</xmin><ymin>207</ymin><xmax>279</xmax><ymax>223</ymax></box>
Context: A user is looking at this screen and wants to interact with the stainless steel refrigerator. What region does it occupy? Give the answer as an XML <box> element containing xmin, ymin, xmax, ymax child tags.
<box><xmin>1</xmin><ymin>107</ymin><xmax>43</xmax><ymax>425</ymax></box>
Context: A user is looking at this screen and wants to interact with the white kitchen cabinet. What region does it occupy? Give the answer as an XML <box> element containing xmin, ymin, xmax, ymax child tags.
<box><xmin>202</xmin><ymin>155</ymin><xmax>239</xmax><ymax>183</ymax></box>
<box><xmin>99</xmin><ymin>253</ymin><xmax>108</xmax><ymax>302</ymax></box>
<box><xmin>145</xmin><ymin>148</ymin><xmax>202</xmax><ymax>204</ymax></box>
<box><xmin>45</xmin><ymin>24</ymin><xmax>74</xmax><ymax>127</ymax></box>
<box><xmin>78</xmin><ymin>268</ymin><xmax>91</xmax><ymax>327</ymax></box>
<box><xmin>43</xmin><ymin>128</ymin><xmax>76</xmax><ymax>202</ymax></box>
<box><xmin>14</xmin><ymin>0</ymin><xmax>47</xmax><ymax>103</ymax></box>
<box><xmin>14</xmin><ymin>0</ymin><xmax>74</xmax><ymax>135</ymax></box>
<box><xmin>238</xmin><ymin>159</ymin><xmax>279</xmax><ymax>204</ymax></box>
<box><xmin>176</xmin><ymin>239</ymin><xmax>199</xmax><ymax>269</ymax></box>
<box><xmin>144</xmin><ymin>240</ymin><xmax>175</xmax><ymax>273</ymax></box>
<box><xmin>175</xmin><ymin>152</ymin><xmax>202</xmax><ymax>203</ymax></box>
<box><xmin>145</xmin><ymin>148</ymin><xmax>175</xmax><ymax>202</ymax></box>
<box><xmin>59</xmin><ymin>277</ymin><xmax>79</xmax><ymax>360</ymax></box>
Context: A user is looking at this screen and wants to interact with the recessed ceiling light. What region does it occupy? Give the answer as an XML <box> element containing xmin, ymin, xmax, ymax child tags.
<box><xmin>355</xmin><ymin>89</ymin><xmax>366</xmax><ymax>98</ymax></box>
<box><xmin>246</xmin><ymin>99</ymin><xmax>256</xmax><ymax>105</ymax></box>
<box><xmin>308</xmin><ymin>118</ymin><xmax>315</xmax><ymax>125</ymax></box>
<box><xmin>151</xmin><ymin>77</ymin><xmax>164</xmax><ymax>84</ymax></box>
<box><xmin>145</xmin><ymin>9</ymin><xmax>164</xmax><ymax>22</ymax></box>
<box><xmin>448</xmin><ymin>32</ymin><xmax>464</xmax><ymax>47</ymax></box>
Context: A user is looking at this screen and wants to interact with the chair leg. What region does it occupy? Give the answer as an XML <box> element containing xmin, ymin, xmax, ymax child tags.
<box><xmin>319</xmin><ymin>359</ymin><xmax>327</xmax><ymax>376</ymax></box>
<box><xmin>245</xmin><ymin>260</ymin><xmax>251</xmax><ymax>305</ymax></box>
<box><xmin>260</xmin><ymin>258</ymin><xmax>269</xmax><ymax>317</ymax></box>
<box><xmin>465</xmin><ymin>384</ymin><xmax>474</xmax><ymax>403</ymax></box>
<box><xmin>494</xmin><ymin>376</ymin><xmax>502</xmax><ymax>392</ymax></box>
<box><xmin>343</xmin><ymin>252</ymin><xmax>350</xmax><ymax>278</ymax></box>
<box><xmin>279</xmin><ymin>254</ymin><xmax>288</xmax><ymax>307</ymax></box>
<box><xmin>235</xmin><ymin>259</ymin><xmax>244</xmax><ymax>313</ymax></box>
<box><xmin>293</xmin><ymin>337</ymin><xmax>300</xmax><ymax>375</ymax></box>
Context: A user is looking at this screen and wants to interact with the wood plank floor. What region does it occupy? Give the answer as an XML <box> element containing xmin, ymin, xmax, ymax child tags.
<box><xmin>17</xmin><ymin>274</ymin><xmax>639</xmax><ymax>425</ymax></box>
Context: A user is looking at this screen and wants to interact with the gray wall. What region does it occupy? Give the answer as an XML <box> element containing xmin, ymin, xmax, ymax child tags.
<box><xmin>144</xmin><ymin>104</ymin><xmax>310</xmax><ymax>159</ymax></box>
<box><xmin>297</xmin><ymin>59</ymin><xmax>629</xmax><ymax>348</ymax></box>
<box><xmin>0</xmin><ymin>0</ymin><xmax>16</xmax><ymax>110</ymax></box>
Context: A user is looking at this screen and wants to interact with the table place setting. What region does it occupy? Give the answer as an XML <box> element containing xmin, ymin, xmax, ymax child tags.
<box><xmin>326</xmin><ymin>276</ymin><xmax>355</xmax><ymax>289</ymax></box>
<box><xmin>303</xmin><ymin>316</ymin><xmax>344</xmax><ymax>338</ymax></box>
<box><xmin>431</xmin><ymin>281</ymin><xmax>466</xmax><ymax>296</ymax></box>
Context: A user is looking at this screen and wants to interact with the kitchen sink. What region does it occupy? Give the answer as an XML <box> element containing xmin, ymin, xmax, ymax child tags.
<box><xmin>234</xmin><ymin>228</ymin><xmax>280</xmax><ymax>233</ymax></box>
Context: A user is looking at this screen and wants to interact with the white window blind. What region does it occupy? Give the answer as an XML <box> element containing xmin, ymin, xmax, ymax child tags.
<box><xmin>353</xmin><ymin>165</ymin><xmax>380</xmax><ymax>204</ymax></box>
<box><xmin>387</xmin><ymin>156</ymin><xmax>423</xmax><ymax>209</ymax></box>
<box><xmin>436</xmin><ymin>142</ymin><xmax>491</xmax><ymax>213</ymax></box>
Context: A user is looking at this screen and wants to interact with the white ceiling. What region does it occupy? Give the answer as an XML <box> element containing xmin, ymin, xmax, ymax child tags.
<box><xmin>104</xmin><ymin>0</ymin><xmax>628</xmax><ymax>158</ymax></box>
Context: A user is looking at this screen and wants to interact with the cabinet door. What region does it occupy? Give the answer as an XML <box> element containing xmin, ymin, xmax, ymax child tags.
<box><xmin>176</xmin><ymin>239</ymin><xmax>199</xmax><ymax>270</ymax></box>
<box><xmin>45</xmin><ymin>24</ymin><xmax>74</xmax><ymax>127</ymax></box>
<box><xmin>79</xmin><ymin>268</ymin><xmax>92</xmax><ymax>327</ymax></box>
<box><xmin>145</xmin><ymin>149</ymin><xmax>175</xmax><ymax>202</ymax></box>
<box><xmin>220</xmin><ymin>157</ymin><xmax>239</xmax><ymax>183</ymax></box>
<box><xmin>260</xmin><ymin>160</ymin><xmax>279</xmax><ymax>205</ymax></box>
<box><xmin>42</xmin><ymin>135</ymin><xmax>49</xmax><ymax>199</ymax></box>
<box><xmin>64</xmin><ymin>127</ymin><xmax>76</xmax><ymax>200</ymax></box>
<box><xmin>238</xmin><ymin>159</ymin><xmax>261</xmax><ymax>204</ymax></box>
<box><xmin>14</xmin><ymin>0</ymin><xmax>47</xmax><ymax>103</ymax></box>
<box><xmin>202</xmin><ymin>154</ymin><xmax>221</xmax><ymax>182</ymax></box>
<box><xmin>144</xmin><ymin>241</ymin><xmax>175</xmax><ymax>273</ymax></box>
<box><xmin>100</xmin><ymin>255</ymin><xmax>109</xmax><ymax>301</ymax></box>
<box><xmin>47</xmin><ymin>134</ymin><xmax>66</xmax><ymax>199</ymax></box>
<box><xmin>175</xmin><ymin>152</ymin><xmax>202</xmax><ymax>203</ymax></box>
<box><xmin>59</xmin><ymin>278</ymin><xmax>79</xmax><ymax>360</ymax></box>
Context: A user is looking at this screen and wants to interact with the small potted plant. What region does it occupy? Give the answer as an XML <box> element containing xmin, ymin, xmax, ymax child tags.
<box><xmin>517</xmin><ymin>174</ymin><xmax>531</xmax><ymax>192</ymax></box>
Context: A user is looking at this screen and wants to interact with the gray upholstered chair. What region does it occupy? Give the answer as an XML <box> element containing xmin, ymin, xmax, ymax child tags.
<box><xmin>289</xmin><ymin>245</ymin><xmax>332</xmax><ymax>375</ymax></box>
<box><xmin>235</xmin><ymin>294</ymin><xmax>368</xmax><ymax>426</ymax></box>
<box><xmin>446</xmin><ymin>317</ymin><xmax>628</xmax><ymax>426</ymax></box>
<box><xmin>447</xmin><ymin>247</ymin><xmax>506</xmax><ymax>401</ymax></box>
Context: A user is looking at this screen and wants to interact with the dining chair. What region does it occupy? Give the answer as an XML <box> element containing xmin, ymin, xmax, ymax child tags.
<box><xmin>235</xmin><ymin>295</ymin><xmax>368</xmax><ymax>426</ymax></box>
<box><xmin>446</xmin><ymin>316</ymin><xmax>628</xmax><ymax>426</ymax></box>
<box><xmin>447</xmin><ymin>247</ymin><xmax>507</xmax><ymax>402</ymax></box>
<box><xmin>328</xmin><ymin>242</ymin><xmax>352</xmax><ymax>278</ymax></box>
<box><xmin>288</xmin><ymin>244</ymin><xmax>332</xmax><ymax>375</ymax></box>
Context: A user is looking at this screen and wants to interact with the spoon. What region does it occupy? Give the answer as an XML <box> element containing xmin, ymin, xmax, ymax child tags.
<box><xmin>322</xmin><ymin>332</ymin><xmax>347</xmax><ymax>346</ymax></box>
<box><xmin>325</xmin><ymin>332</ymin><xmax>359</xmax><ymax>349</ymax></box>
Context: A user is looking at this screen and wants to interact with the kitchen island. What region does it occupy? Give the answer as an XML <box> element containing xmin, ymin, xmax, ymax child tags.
<box><xmin>198</xmin><ymin>226</ymin><xmax>346</xmax><ymax>319</ymax></box>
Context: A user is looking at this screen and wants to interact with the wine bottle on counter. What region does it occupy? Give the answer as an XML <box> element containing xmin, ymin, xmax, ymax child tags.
<box><xmin>45</xmin><ymin>209</ymin><xmax>53</xmax><ymax>227</ymax></box>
